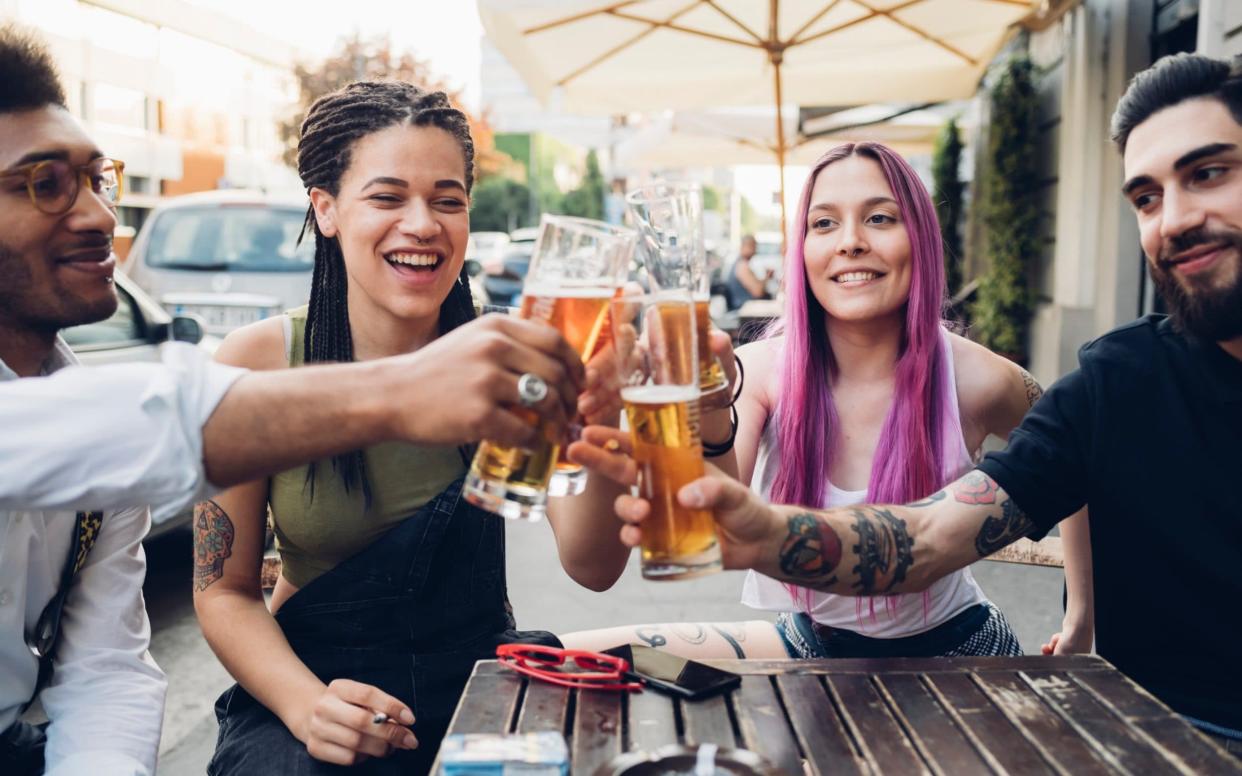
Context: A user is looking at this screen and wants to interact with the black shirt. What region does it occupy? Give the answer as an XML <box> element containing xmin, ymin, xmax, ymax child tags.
<box><xmin>977</xmin><ymin>315</ymin><xmax>1242</xmax><ymax>731</ymax></box>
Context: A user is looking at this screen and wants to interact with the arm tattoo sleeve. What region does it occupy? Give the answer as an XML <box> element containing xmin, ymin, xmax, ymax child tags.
<box><xmin>193</xmin><ymin>499</ymin><xmax>236</xmax><ymax>592</ymax></box>
<box><xmin>1020</xmin><ymin>368</ymin><xmax>1043</xmax><ymax>407</ymax></box>
<box><xmin>778</xmin><ymin>513</ymin><xmax>843</xmax><ymax>583</ymax></box>
<box><xmin>974</xmin><ymin>497</ymin><xmax>1036</xmax><ymax>557</ymax></box>
<box><xmin>850</xmin><ymin>508</ymin><xmax>915</xmax><ymax>594</ymax></box>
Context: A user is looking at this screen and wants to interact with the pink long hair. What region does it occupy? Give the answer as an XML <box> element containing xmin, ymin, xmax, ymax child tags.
<box><xmin>771</xmin><ymin>142</ymin><xmax>952</xmax><ymax>619</ymax></box>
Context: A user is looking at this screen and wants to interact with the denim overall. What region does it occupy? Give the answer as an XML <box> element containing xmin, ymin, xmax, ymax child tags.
<box><xmin>208</xmin><ymin>477</ymin><xmax>559</xmax><ymax>775</ymax></box>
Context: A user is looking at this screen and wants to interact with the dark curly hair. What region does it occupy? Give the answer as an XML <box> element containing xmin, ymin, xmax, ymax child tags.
<box><xmin>0</xmin><ymin>23</ymin><xmax>68</xmax><ymax>113</ymax></box>
<box><xmin>1111</xmin><ymin>53</ymin><xmax>1242</xmax><ymax>151</ymax></box>
<box><xmin>297</xmin><ymin>80</ymin><xmax>477</xmax><ymax>501</ymax></box>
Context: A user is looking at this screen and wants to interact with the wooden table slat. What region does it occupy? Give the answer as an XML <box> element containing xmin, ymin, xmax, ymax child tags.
<box><xmin>1019</xmin><ymin>670</ymin><xmax>1197</xmax><ymax>776</ymax></box>
<box><xmin>703</xmin><ymin>655</ymin><xmax>1110</xmax><ymax>675</ymax></box>
<box><xmin>774</xmin><ymin>674</ymin><xmax>868</xmax><ymax>776</ymax></box>
<box><xmin>626</xmin><ymin>687</ymin><xmax>680</xmax><ymax>753</ymax></box>
<box><xmin>828</xmin><ymin>673</ymin><xmax>931</xmax><ymax>775</ymax></box>
<box><xmin>573</xmin><ymin>689</ymin><xmax>624</xmax><ymax>776</ymax></box>
<box><xmin>1070</xmin><ymin>670</ymin><xmax>1242</xmax><ymax>774</ymax></box>
<box><xmin>874</xmin><ymin>673</ymin><xmax>994</xmax><ymax>776</ymax></box>
<box><xmin>681</xmin><ymin>693</ymin><xmax>737</xmax><ymax>748</ymax></box>
<box><xmin>441</xmin><ymin>665</ymin><xmax>523</xmax><ymax>735</ymax></box>
<box><xmin>922</xmin><ymin>672</ymin><xmax>1053</xmax><ymax>774</ymax></box>
<box><xmin>732</xmin><ymin>675</ymin><xmax>805</xmax><ymax>776</ymax></box>
<box><xmin>515</xmin><ymin>679</ymin><xmax>571</xmax><ymax>735</ymax></box>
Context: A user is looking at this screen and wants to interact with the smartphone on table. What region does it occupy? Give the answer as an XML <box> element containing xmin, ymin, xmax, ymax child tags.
<box><xmin>603</xmin><ymin>643</ymin><xmax>741</xmax><ymax>700</ymax></box>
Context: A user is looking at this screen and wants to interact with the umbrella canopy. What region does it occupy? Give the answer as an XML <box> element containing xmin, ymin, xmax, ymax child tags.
<box><xmin>614</xmin><ymin>102</ymin><xmax>961</xmax><ymax>170</ymax></box>
<box><xmin>479</xmin><ymin>0</ymin><xmax>1037</xmax><ymax>232</ymax></box>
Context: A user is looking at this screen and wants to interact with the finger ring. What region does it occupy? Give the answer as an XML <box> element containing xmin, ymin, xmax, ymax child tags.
<box><xmin>604</xmin><ymin>439</ymin><xmax>621</xmax><ymax>452</ymax></box>
<box><xmin>517</xmin><ymin>373</ymin><xmax>549</xmax><ymax>408</ymax></box>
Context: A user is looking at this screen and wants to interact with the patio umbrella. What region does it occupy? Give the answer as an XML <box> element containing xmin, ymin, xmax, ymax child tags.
<box><xmin>613</xmin><ymin>102</ymin><xmax>961</xmax><ymax>170</ymax></box>
<box><xmin>478</xmin><ymin>0</ymin><xmax>1038</xmax><ymax>233</ymax></box>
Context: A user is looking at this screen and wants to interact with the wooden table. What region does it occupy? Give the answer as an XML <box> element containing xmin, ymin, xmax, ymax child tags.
<box><xmin>436</xmin><ymin>655</ymin><xmax>1239</xmax><ymax>775</ymax></box>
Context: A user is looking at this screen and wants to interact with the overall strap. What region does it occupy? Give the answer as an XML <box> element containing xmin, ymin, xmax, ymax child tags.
<box><xmin>23</xmin><ymin>511</ymin><xmax>103</xmax><ymax>710</ymax></box>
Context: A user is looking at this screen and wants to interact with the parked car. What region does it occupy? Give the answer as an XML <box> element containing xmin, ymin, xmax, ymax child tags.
<box><xmin>123</xmin><ymin>190</ymin><xmax>314</xmax><ymax>336</ymax></box>
<box><xmin>61</xmin><ymin>270</ymin><xmax>215</xmax><ymax>538</ymax></box>
<box><xmin>466</xmin><ymin>231</ymin><xmax>511</xmax><ymax>276</ymax></box>
<box><xmin>482</xmin><ymin>242</ymin><xmax>534</xmax><ymax>307</ymax></box>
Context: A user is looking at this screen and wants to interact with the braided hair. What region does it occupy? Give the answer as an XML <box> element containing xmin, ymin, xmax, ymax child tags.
<box><xmin>296</xmin><ymin>80</ymin><xmax>477</xmax><ymax>502</ymax></box>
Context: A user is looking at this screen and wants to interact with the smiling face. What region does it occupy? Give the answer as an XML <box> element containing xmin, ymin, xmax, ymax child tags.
<box><xmin>0</xmin><ymin>106</ymin><xmax>118</xmax><ymax>337</ymax></box>
<box><xmin>801</xmin><ymin>154</ymin><xmax>913</xmax><ymax>325</ymax></box>
<box><xmin>310</xmin><ymin>123</ymin><xmax>469</xmax><ymax>324</ymax></box>
<box><xmin>1122</xmin><ymin>97</ymin><xmax>1242</xmax><ymax>341</ymax></box>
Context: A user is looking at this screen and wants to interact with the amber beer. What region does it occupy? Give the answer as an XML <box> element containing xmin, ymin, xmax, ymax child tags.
<box><xmin>622</xmin><ymin>384</ymin><xmax>722</xmax><ymax>579</ymax></box>
<box><xmin>465</xmin><ymin>286</ymin><xmax>614</xmax><ymax>519</ymax></box>
<box><xmin>694</xmin><ymin>294</ymin><xmax>729</xmax><ymax>407</ymax></box>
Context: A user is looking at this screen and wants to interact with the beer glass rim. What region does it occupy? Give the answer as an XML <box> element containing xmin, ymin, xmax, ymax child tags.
<box><xmin>538</xmin><ymin>213</ymin><xmax>636</xmax><ymax>241</ymax></box>
<box><xmin>624</xmin><ymin>181</ymin><xmax>702</xmax><ymax>206</ymax></box>
<box><xmin>614</xmin><ymin>288</ymin><xmax>694</xmax><ymax>306</ymax></box>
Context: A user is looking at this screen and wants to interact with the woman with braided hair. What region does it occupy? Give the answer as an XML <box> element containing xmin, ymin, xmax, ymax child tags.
<box><xmin>194</xmin><ymin>81</ymin><xmax>632</xmax><ymax>774</ymax></box>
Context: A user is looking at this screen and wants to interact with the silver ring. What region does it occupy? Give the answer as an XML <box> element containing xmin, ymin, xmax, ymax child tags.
<box><xmin>516</xmin><ymin>373</ymin><xmax>548</xmax><ymax>408</ymax></box>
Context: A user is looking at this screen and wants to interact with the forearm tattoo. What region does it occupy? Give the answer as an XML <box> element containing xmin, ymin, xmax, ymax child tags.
<box><xmin>850</xmin><ymin>508</ymin><xmax>915</xmax><ymax>594</ymax></box>
<box><xmin>631</xmin><ymin>623</ymin><xmax>748</xmax><ymax>658</ymax></box>
<box><xmin>193</xmin><ymin>499</ymin><xmax>236</xmax><ymax>592</ymax></box>
<box><xmin>1020</xmin><ymin>368</ymin><xmax>1043</xmax><ymax>407</ymax></box>
<box><xmin>907</xmin><ymin>491</ymin><xmax>946</xmax><ymax>508</ymax></box>
<box><xmin>951</xmin><ymin>470</ymin><xmax>999</xmax><ymax>505</ymax></box>
<box><xmin>778</xmin><ymin>513</ymin><xmax>843</xmax><ymax>582</ymax></box>
<box><xmin>974</xmin><ymin>497</ymin><xmax>1035</xmax><ymax>557</ymax></box>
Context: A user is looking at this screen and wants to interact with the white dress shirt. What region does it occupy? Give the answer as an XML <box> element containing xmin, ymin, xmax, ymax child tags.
<box><xmin>0</xmin><ymin>341</ymin><xmax>243</xmax><ymax>774</ymax></box>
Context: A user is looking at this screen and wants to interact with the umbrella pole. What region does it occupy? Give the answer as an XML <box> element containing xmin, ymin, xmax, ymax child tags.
<box><xmin>773</xmin><ymin>60</ymin><xmax>788</xmax><ymax>243</ymax></box>
<box><xmin>768</xmin><ymin>0</ymin><xmax>788</xmax><ymax>242</ymax></box>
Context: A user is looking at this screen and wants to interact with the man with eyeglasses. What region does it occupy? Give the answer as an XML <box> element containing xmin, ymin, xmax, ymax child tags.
<box><xmin>0</xmin><ymin>25</ymin><xmax>594</xmax><ymax>775</ymax></box>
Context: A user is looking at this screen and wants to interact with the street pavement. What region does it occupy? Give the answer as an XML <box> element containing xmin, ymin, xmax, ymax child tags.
<box><xmin>152</xmin><ymin>519</ymin><xmax>1067</xmax><ymax>774</ymax></box>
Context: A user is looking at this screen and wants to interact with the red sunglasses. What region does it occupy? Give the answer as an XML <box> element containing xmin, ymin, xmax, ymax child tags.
<box><xmin>497</xmin><ymin>643</ymin><xmax>643</xmax><ymax>692</ymax></box>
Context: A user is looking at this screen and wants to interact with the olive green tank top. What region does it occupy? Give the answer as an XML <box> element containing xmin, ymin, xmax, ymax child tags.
<box><xmin>268</xmin><ymin>306</ymin><xmax>466</xmax><ymax>588</ymax></box>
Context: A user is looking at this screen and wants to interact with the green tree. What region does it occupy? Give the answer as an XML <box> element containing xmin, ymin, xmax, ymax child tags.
<box><xmin>277</xmin><ymin>34</ymin><xmax>508</xmax><ymax>178</ymax></box>
<box><xmin>932</xmin><ymin>117</ymin><xmax>965</xmax><ymax>295</ymax></box>
<box><xmin>560</xmin><ymin>149</ymin><xmax>605</xmax><ymax>220</ymax></box>
<box><xmin>702</xmin><ymin>184</ymin><xmax>723</xmax><ymax>212</ymax></box>
<box><xmin>970</xmin><ymin>56</ymin><xmax>1041</xmax><ymax>360</ymax></box>
<box><xmin>469</xmin><ymin>177</ymin><xmax>533</xmax><ymax>233</ymax></box>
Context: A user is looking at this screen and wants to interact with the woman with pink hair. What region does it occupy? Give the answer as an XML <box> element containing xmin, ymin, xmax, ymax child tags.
<box><xmin>566</xmin><ymin>142</ymin><xmax>1092</xmax><ymax>659</ymax></box>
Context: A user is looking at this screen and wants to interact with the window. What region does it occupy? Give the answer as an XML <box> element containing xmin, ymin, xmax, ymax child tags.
<box><xmin>144</xmin><ymin>205</ymin><xmax>314</xmax><ymax>272</ymax></box>
<box><xmin>61</xmin><ymin>286</ymin><xmax>145</xmax><ymax>348</ymax></box>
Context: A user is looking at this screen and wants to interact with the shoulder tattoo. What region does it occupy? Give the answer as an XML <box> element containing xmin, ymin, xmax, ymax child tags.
<box><xmin>193</xmin><ymin>499</ymin><xmax>236</xmax><ymax>592</ymax></box>
<box><xmin>1019</xmin><ymin>368</ymin><xmax>1043</xmax><ymax>407</ymax></box>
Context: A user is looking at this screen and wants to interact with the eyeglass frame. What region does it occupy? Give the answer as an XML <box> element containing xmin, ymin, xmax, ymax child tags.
<box><xmin>1</xmin><ymin>156</ymin><xmax>126</xmax><ymax>215</ymax></box>
<box><xmin>496</xmin><ymin>643</ymin><xmax>644</xmax><ymax>692</ymax></box>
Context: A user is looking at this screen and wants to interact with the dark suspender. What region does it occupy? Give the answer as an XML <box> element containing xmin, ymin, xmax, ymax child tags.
<box><xmin>22</xmin><ymin>511</ymin><xmax>103</xmax><ymax>710</ymax></box>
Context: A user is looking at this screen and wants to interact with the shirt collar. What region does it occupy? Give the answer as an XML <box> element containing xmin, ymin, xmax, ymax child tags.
<box><xmin>0</xmin><ymin>336</ymin><xmax>79</xmax><ymax>383</ymax></box>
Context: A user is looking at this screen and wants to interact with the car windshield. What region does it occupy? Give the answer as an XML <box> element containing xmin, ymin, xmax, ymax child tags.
<box><xmin>144</xmin><ymin>205</ymin><xmax>314</xmax><ymax>272</ymax></box>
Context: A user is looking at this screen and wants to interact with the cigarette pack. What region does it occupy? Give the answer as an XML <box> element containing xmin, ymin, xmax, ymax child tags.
<box><xmin>439</xmin><ymin>731</ymin><xmax>569</xmax><ymax>775</ymax></box>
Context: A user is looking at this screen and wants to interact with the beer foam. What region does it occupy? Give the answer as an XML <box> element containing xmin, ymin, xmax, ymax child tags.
<box><xmin>621</xmin><ymin>385</ymin><xmax>701</xmax><ymax>404</ymax></box>
<box><xmin>522</xmin><ymin>285</ymin><xmax>617</xmax><ymax>299</ymax></box>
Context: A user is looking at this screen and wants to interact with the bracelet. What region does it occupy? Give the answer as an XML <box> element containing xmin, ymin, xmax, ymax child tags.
<box><xmin>731</xmin><ymin>353</ymin><xmax>745</xmax><ymax>406</ymax></box>
<box><xmin>702</xmin><ymin>404</ymin><xmax>738</xmax><ymax>457</ymax></box>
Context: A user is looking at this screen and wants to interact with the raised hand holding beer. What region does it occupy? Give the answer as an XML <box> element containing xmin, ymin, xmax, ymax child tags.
<box><xmin>463</xmin><ymin>215</ymin><xmax>635</xmax><ymax>521</ymax></box>
<box><xmin>611</xmin><ymin>291</ymin><xmax>722</xmax><ymax>580</ymax></box>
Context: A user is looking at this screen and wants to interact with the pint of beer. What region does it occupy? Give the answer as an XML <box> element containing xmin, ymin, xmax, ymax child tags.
<box><xmin>625</xmin><ymin>183</ymin><xmax>729</xmax><ymax>408</ymax></box>
<box><xmin>612</xmin><ymin>292</ymin><xmax>722</xmax><ymax>579</ymax></box>
<box><xmin>464</xmin><ymin>216</ymin><xmax>635</xmax><ymax>521</ymax></box>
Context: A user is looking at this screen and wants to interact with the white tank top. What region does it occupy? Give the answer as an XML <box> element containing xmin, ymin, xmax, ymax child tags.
<box><xmin>740</xmin><ymin>327</ymin><xmax>988</xmax><ymax>638</ymax></box>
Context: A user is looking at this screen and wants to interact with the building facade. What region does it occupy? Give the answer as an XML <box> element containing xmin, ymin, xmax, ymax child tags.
<box><xmin>2</xmin><ymin>0</ymin><xmax>300</xmax><ymax>256</ymax></box>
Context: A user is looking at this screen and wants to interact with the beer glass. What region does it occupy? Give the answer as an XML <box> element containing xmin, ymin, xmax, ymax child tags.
<box><xmin>625</xmin><ymin>182</ymin><xmax>730</xmax><ymax>409</ymax></box>
<box><xmin>612</xmin><ymin>291</ymin><xmax>722</xmax><ymax>580</ymax></box>
<box><xmin>464</xmin><ymin>215</ymin><xmax>635</xmax><ymax>521</ymax></box>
